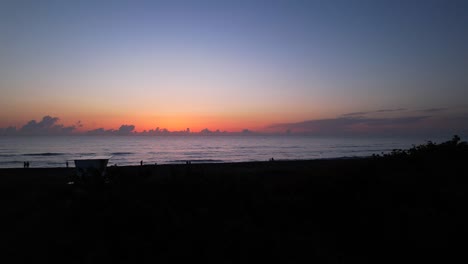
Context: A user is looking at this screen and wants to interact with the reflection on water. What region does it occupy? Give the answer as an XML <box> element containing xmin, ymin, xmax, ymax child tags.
<box><xmin>0</xmin><ymin>135</ymin><xmax>441</xmax><ymax>168</ymax></box>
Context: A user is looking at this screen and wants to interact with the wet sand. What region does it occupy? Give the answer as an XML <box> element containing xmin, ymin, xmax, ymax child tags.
<box><xmin>2</xmin><ymin>157</ymin><xmax>467</xmax><ymax>263</ymax></box>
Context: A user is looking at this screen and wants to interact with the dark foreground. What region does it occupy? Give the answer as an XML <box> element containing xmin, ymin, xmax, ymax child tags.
<box><xmin>2</xmin><ymin>139</ymin><xmax>468</xmax><ymax>263</ymax></box>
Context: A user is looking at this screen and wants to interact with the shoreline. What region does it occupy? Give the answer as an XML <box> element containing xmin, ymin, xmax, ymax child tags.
<box><xmin>1</xmin><ymin>135</ymin><xmax>430</xmax><ymax>170</ymax></box>
<box><xmin>0</xmin><ymin>155</ymin><xmax>371</xmax><ymax>170</ymax></box>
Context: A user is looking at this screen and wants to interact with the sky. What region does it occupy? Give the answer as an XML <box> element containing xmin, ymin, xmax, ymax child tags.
<box><xmin>1</xmin><ymin>0</ymin><xmax>467</xmax><ymax>136</ymax></box>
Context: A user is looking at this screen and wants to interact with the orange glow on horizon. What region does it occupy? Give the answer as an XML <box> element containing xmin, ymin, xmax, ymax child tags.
<box><xmin>0</xmin><ymin>109</ymin><xmax>327</xmax><ymax>134</ymax></box>
<box><xmin>57</xmin><ymin>114</ymin><xmax>274</xmax><ymax>133</ymax></box>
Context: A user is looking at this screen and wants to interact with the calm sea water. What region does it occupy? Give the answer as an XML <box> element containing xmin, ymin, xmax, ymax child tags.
<box><xmin>0</xmin><ymin>135</ymin><xmax>441</xmax><ymax>168</ymax></box>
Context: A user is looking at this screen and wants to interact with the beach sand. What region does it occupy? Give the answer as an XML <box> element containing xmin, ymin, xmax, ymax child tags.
<box><xmin>2</xmin><ymin>158</ymin><xmax>467</xmax><ymax>263</ymax></box>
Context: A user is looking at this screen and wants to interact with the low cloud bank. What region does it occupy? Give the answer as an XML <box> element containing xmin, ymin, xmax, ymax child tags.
<box><xmin>0</xmin><ymin>116</ymin><xmax>76</xmax><ymax>136</ymax></box>
<box><xmin>0</xmin><ymin>116</ymin><xmax>252</xmax><ymax>136</ymax></box>
<box><xmin>268</xmin><ymin>116</ymin><xmax>431</xmax><ymax>136</ymax></box>
<box><xmin>86</xmin><ymin>125</ymin><xmax>136</xmax><ymax>136</ymax></box>
<box><xmin>341</xmin><ymin>108</ymin><xmax>408</xmax><ymax>117</ymax></box>
<box><xmin>268</xmin><ymin>107</ymin><xmax>468</xmax><ymax>136</ymax></box>
<box><xmin>2</xmin><ymin>108</ymin><xmax>467</xmax><ymax>137</ymax></box>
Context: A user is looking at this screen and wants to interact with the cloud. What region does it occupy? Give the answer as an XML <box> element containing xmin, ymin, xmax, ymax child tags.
<box><xmin>86</xmin><ymin>124</ymin><xmax>136</xmax><ymax>135</ymax></box>
<box><xmin>268</xmin><ymin>116</ymin><xmax>431</xmax><ymax>136</ymax></box>
<box><xmin>341</xmin><ymin>111</ymin><xmax>369</xmax><ymax>117</ymax></box>
<box><xmin>3</xmin><ymin>116</ymin><xmax>77</xmax><ymax>135</ymax></box>
<box><xmin>117</xmin><ymin>125</ymin><xmax>135</xmax><ymax>135</ymax></box>
<box><xmin>86</xmin><ymin>128</ymin><xmax>111</xmax><ymax>136</ymax></box>
<box><xmin>419</xmin><ymin>108</ymin><xmax>448</xmax><ymax>113</ymax></box>
<box><xmin>0</xmin><ymin>126</ymin><xmax>17</xmax><ymax>136</ymax></box>
<box><xmin>374</xmin><ymin>108</ymin><xmax>407</xmax><ymax>113</ymax></box>
<box><xmin>359</xmin><ymin>116</ymin><xmax>429</xmax><ymax>126</ymax></box>
<box><xmin>341</xmin><ymin>108</ymin><xmax>407</xmax><ymax>117</ymax></box>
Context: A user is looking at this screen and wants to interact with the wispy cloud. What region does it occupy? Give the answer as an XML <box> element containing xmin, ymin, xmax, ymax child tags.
<box><xmin>419</xmin><ymin>107</ymin><xmax>448</xmax><ymax>113</ymax></box>
<box><xmin>340</xmin><ymin>111</ymin><xmax>369</xmax><ymax>117</ymax></box>
<box><xmin>374</xmin><ymin>108</ymin><xmax>407</xmax><ymax>113</ymax></box>
<box><xmin>340</xmin><ymin>108</ymin><xmax>408</xmax><ymax>117</ymax></box>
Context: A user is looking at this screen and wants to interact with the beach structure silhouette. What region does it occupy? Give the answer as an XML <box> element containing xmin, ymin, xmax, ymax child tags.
<box><xmin>73</xmin><ymin>155</ymin><xmax>112</xmax><ymax>185</ymax></box>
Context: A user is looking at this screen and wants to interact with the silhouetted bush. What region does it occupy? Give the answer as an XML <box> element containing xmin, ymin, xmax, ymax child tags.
<box><xmin>376</xmin><ymin>135</ymin><xmax>468</xmax><ymax>161</ymax></box>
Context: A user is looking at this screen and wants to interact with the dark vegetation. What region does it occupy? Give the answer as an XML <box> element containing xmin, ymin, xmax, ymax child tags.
<box><xmin>2</xmin><ymin>136</ymin><xmax>468</xmax><ymax>263</ymax></box>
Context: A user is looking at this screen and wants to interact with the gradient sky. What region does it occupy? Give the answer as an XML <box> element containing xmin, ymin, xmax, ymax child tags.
<box><xmin>1</xmin><ymin>0</ymin><xmax>467</xmax><ymax>135</ymax></box>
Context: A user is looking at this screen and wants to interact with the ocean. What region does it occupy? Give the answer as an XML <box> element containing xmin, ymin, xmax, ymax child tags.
<box><xmin>0</xmin><ymin>135</ymin><xmax>442</xmax><ymax>168</ymax></box>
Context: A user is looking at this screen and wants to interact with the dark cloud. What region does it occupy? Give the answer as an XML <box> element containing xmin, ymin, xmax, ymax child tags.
<box><xmin>86</xmin><ymin>125</ymin><xmax>136</xmax><ymax>136</ymax></box>
<box><xmin>341</xmin><ymin>108</ymin><xmax>407</xmax><ymax>117</ymax></box>
<box><xmin>117</xmin><ymin>125</ymin><xmax>135</xmax><ymax>135</ymax></box>
<box><xmin>268</xmin><ymin>116</ymin><xmax>430</xmax><ymax>136</ymax></box>
<box><xmin>0</xmin><ymin>116</ymin><xmax>139</xmax><ymax>136</ymax></box>
<box><xmin>86</xmin><ymin>128</ymin><xmax>111</xmax><ymax>136</ymax></box>
<box><xmin>0</xmin><ymin>126</ymin><xmax>17</xmax><ymax>136</ymax></box>
<box><xmin>362</xmin><ymin>116</ymin><xmax>429</xmax><ymax>126</ymax></box>
<box><xmin>6</xmin><ymin>116</ymin><xmax>77</xmax><ymax>135</ymax></box>
<box><xmin>420</xmin><ymin>108</ymin><xmax>448</xmax><ymax>113</ymax></box>
<box><xmin>341</xmin><ymin>111</ymin><xmax>369</xmax><ymax>117</ymax></box>
<box><xmin>199</xmin><ymin>128</ymin><xmax>213</xmax><ymax>135</ymax></box>
<box><xmin>374</xmin><ymin>108</ymin><xmax>407</xmax><ymax>113</ymax></box>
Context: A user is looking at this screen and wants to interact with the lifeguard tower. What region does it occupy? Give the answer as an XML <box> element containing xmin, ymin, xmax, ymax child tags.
<box><xmin>73</xmin><ymin>155</ymin><xmax>112</xmax><ymax>184</ymax></box>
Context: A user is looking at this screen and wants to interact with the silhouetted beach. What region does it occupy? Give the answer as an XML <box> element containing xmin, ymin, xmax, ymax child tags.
<box><xmin>2</xmin><ymin>137</ymin><xmax>468</xmax><ymax>263</ymax></box>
